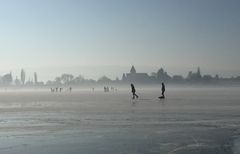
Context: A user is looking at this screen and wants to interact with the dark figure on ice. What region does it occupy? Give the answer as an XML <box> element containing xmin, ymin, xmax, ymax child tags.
<box><xmin>131</xmin><ymin>83</ymin><xmax>139</xmax><ymax>99</ymax></box>
<box><xmin>50</xmin><ymin>88</ymin><xmax>54</xmax><ymax>92</ymax></box>
<box><xmin>159</xmin><ymin>82</ymin><xmax>165</xmax><ymax>99</ymax></box>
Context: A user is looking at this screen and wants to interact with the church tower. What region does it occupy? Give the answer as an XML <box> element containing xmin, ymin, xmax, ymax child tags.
<box><xmin>130</xmin><ymin>65</ymin><xmax>136</xmax><ymax>74</ymax></box>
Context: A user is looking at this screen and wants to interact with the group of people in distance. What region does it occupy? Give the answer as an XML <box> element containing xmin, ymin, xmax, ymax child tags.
<box><xmin>103</xmin><ymin>86</ymin><xmax>117</xmax><ymax>92</ymax></box>
<box><xmin>50</xmin><ymin>87</ymin><xmax>72</xmax><ymax>93</ymax></box>
<box><xmin>130</xmin><ymin>82</ymin><xmax>165</xmax><ymax>100</ymax></box>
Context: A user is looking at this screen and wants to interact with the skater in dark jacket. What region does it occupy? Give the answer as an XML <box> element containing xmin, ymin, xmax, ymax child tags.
<box><xmin>131</xmin><ymin>83</ymin><xmax>139</xmax><ymax>99</ymax></box>
<box><xmin>159</xmin><ymin>82</ymin><xmax>165</xmax><ymax>99</ymax></box>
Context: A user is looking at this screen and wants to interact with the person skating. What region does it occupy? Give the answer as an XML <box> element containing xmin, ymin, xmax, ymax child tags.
<box><xmin>131</xmin><ymin>83</ymin><xmax>139</xmax><ymax>99</ymax></box>
<box><xmin>159</xmin><ymin>82</ymin><xmax>165</xmax><ymax>99</ymax></box>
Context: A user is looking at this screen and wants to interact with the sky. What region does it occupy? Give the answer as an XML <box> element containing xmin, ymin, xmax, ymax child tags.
<box><xmin>0</xmin><ymin>0</ymin><xmax>239</xmax><ymax>81</ymax></box>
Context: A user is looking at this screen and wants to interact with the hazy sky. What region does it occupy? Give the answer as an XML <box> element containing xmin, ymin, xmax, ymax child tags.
<box><xmin>0</xmin><ymin>0</ymin><xmax>239</xmax><ymax>81</ymax></box>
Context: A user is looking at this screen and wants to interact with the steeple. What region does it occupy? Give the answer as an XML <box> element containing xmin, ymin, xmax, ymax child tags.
<box><xmin>122</xmin><ymin>73</ymin><xmax>127</xmax><ymax>81</ymax></box>
<box><xmin>130</xmin><ymin>65</ymin><xmax>136</xmax><ymax>74</ymax></box>
<box><xmin>197</xmin><ymin>67</ymin><xmax>201</xmax><ymax>78</ymax></box>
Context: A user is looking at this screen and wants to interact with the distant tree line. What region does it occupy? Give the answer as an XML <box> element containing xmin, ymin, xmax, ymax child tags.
<box><xmin>0</xmin><ymin>69</ymin><xmax>44</xmax><ymax>86</ymax></box>
<box><xmin>0</xmin><ymin>67</ymin><xmax>240</xmax><ymax>86</ymax></box>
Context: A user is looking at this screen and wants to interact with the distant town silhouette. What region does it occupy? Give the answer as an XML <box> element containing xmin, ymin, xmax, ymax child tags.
<box><xmin>0</xmin><ymin>66</ymin><xmax>240</xmax><ymax>86</ymax></box>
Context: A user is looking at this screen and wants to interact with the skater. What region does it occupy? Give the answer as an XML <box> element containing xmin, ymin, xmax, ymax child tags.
<box><xmin>131</xmin><ymin>83</ymin><xmax>139</xmax><ymax>99</ymax></box>
<box><xmin>50</xmin><ymin>88</ymin><xmax>55</xmax><ymax>92</ymax></box>
<box><xmin>159</xmin><ymin>82</ymin><xmax>165</xmax><ymax>99</ymax></box>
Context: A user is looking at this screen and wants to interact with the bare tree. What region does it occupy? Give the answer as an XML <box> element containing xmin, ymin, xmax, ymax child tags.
<box><xmin>34</xmin><ymin>72</ymin><xmax>38</xmax><ymax>84</ymax></box>
<box><xmin>21</xmin><ymin>69</ymin><xmax>26</xmax><ymax>85</ymax></box>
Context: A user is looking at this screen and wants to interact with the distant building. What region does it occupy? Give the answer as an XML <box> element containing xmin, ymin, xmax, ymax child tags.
<box><xmin>187</xmin><ymin>67</ymin><xmax>202</xmax><ymax>81</ymax></box>
<box><xmin>157</xmin><ymin>68</ymin><xmax>171</xmax><ymax>82</ymax></box>
<box><xmin>202</xmin><ymin>75</ymin><xmax>213</xmax><ymax>82</ymax></box>
<box><xmin>122</xmin><ymin>66</ymin><xmax>150</xmax><ymax>83</ymax></box>
<box><xmin>172</xmin><ymin>75</ymin><xmax>184</xmax><ymax>82</ymax></box>
<box><xmin>122</xmin><ymin>73</ymin><xmax>127</xmax><ymax>81</ymax></box>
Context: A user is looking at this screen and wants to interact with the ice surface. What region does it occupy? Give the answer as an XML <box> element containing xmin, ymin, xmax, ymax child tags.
<box><xmin>0</xmin><ymin>87</ymin><xmax>239</xmax><ymax>154</ymax></box>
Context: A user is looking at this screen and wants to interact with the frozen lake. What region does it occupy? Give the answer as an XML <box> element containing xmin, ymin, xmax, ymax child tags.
<box><xmin>0</xmin><ymin>87</ymin><xmax>239</xmax><ymax>154</ymax></box>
